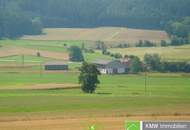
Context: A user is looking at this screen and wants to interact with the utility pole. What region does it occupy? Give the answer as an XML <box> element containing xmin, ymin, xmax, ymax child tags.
<box><xmin>22</xmin><ymin>54</ymin><xmax>25</xmax><ymax>68</ymax></box>
<box><xmin>40</xmin><ymin>62</ymin><xmax>43</xmax><ymax>77</ymax></box>
<box><xmin>144</xmin><ymin>66</ymin><xmax>147</xmax><ymax>93</ymax></box>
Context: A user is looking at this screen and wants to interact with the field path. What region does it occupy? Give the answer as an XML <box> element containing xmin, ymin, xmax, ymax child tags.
<box><xmin>0</xmin><ymin>47</ymin><xmax>69</xmax><ymax>60</ymax></box>
<box><xmin>0</xmin><ymin>115</ymin><xmax>190</xmax><ymax>130</ymax></box>
<box><xmin>0</xmin><ymin>83</ymin><xmax>80</xmax><ymax>90</ymax></box>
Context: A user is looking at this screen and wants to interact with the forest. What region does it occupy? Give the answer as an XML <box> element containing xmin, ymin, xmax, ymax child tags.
<box><xmin>0</xmin><ymin>0</ymin><xmax>190</xmax><ymax>38</ymax></box>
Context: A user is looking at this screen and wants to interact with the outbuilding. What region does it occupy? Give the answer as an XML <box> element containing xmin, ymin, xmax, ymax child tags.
<box><xmin>44</xmin><ymin>61</ymin><xmax>68</xmax><ymax>71</ymax></box>
<box><xmin>92</xmin><ymin>59</ymin><xmax>128</xmax><ymax>74</ymax></box>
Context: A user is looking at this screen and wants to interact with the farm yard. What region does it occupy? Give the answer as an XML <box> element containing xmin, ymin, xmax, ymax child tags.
<box><xmin>0</xmin><ymin>28</ymin><xmax>190</xmax><ymax>130</ymax></box>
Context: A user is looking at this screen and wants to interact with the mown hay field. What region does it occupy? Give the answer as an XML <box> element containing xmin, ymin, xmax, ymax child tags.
<box><xmin>22</xmin><ymin>27</ymin><xmax>170</xmax><ymax>44</ymax></box>
<box><xmin>109</xmin><ymin>45</ymin><xmax>190</xmax><ymax>61</ymax></box>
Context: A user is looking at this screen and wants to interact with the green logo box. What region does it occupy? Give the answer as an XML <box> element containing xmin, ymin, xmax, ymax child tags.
<box><xmin>125</xmin><ymin>121</ymin><xmax>141</xmax><ymax>130</ymax></box>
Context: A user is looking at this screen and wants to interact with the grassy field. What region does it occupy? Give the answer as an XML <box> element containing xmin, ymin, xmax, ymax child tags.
<box><xmin>0</xmin><ymin>72</ymin><xmax>190</xmax><ymax>114</ymax></box>
<box><xmin>109</xmin><ymin>45</ymin><xmax>190</xmax><ymax>61</ymax></box>
<box><xmin>22</xmin><ymin>27</ymin><xmax>170</xmax><ymax>44</ymax></box>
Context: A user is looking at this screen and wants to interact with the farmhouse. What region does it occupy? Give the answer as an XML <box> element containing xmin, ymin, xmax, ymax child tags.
<box><xmin>92</xmin><ymin>59</ymin><xmax>128</xmax><ymax>74</ymax></box>
<box><xmin>44</xmin><ymin>61</ymin><xmax>68</xmax><ymax>71</ymax></box>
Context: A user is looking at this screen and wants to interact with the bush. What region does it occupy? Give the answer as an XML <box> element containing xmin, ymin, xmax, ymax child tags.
<box><xmin>162</xmin><ymin>62</ymin><xmax>190</xmax><ymax>72</ymax></box>
<box><xmin>160</xmin><ymin>40</ymin><xmax>168</xmax><ymax>47</ymax></box>
<box><xmin>136</xmin><ymin>40</ymin><xmax>155</xmax><ymax>47</ymax></box>
<box><xmin>69</xmin><ymin>46</ymin><xmax>84</xmax><ymax>62</ymax></box>
<box><xmin>171</xmin><ymin>36</ymin><xmax>188</xmax><ymax>46</ymax></box>
<box><xmin>84</xmin><ymin>49</ymin><xmax>95</xmax><ymax>53</ymax></box>
<box><xmin>113</xmin><ymin>53</ymin><xmax>123</xmax><ymax>59</ymax></box>
<box><xmin>116</xmin><ymin>43</ymin><xmax>129</xmax><ymax>48</ymax></box>
<box><xmin>37</xmin><ymin>52</ymin><xmax>41</xmax><ymax>57</ymax></box>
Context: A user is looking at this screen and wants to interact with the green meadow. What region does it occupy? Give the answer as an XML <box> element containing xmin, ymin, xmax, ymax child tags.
<box><xmin>0</xmin><ymin>72</ymin><xmax>189</xmax><ymax>116</ymax></box>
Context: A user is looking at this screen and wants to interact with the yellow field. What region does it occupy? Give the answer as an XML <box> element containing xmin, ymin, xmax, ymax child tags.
<box><xmin>22</xmin><ymin>27</ymin><xmax>170</xmax><ymax>44</ymax></box>
<box><xmin>109</xmin><ymin>45</ymin><xmax>190</xmax><ymax>61</ymax></box>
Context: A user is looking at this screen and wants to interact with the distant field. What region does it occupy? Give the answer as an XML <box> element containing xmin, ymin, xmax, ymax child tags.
<box><xmin>109</xmin><ymin>45</ymin><xmax>190</xmax><ymax>61</ymax></box>
<box><xmin>0</xmin><ymin>40</ymin><xmax>113</xmax><ymax>70</ymax></box>
<box><xmin>22</xmin><ymin>27</ymin><xmax>170</xmax><ymax>44</ymax></box>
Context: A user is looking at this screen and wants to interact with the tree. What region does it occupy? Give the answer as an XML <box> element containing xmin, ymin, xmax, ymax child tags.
<box><xmin>69</xmin><ymin>46</ymin><xmax>84</xmax><ymax>62</ymax></box>
<box><xmin>161</xmin><ymin>40</ymin><xmax>167</xmax><ymax>47</ymax></box>
<box><xmin>79</xmin><ymin>62</ymin><xmax>101</xmax><ymax>93</ymax></box>
<box><xmin>31</xmin><ymin>17</ymin><xmax>43</xmax><ymax>35</ymax></box>
<box><xmin>129</xmin><ymin>56</ymin><xmax>142</xmax><ymax>73</ymax></box>
<box><xmin>144</xmin><ymin>54</ymin><xmax>161</xmax><ymax>71</ymax></box>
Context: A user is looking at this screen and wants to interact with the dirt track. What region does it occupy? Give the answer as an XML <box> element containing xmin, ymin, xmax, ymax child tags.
<box><xmin>0</xmin><ymin>47</ymin><xmax>69</xmax><ymax>60</ymax></box>
<box><xmin>0</xmin><ymin>83</ymin><xmax>80</xmax><ymax>90</ymax></box>
<box><xmin>0</xmin><ymin>115</ymin><xmax>190</xmax><ymax>130</ymax></box>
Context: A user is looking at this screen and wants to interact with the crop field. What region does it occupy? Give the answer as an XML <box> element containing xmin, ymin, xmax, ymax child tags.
<box><xmin>22</xmin><ymin>27</ymin><xmax>170</xmax><ymax>44</ymax></box>
<box><xmin>109</xmin><ymin>44</ymin><xmax>190</xmax><ymax>61</ymax></box>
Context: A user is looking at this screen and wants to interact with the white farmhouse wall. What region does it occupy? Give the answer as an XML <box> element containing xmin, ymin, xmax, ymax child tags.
<box><xmin>99</xmin><ymin>68</ymin><xmax>125</xmax><ymax>74</ymax></box>
<box><xmin>117</xmin><ymin>68</ymin><xmax>125</xmax><ymax>74</ymax></box>
<box><xmin>99</xmin><ymin>68</ymin><xmax>107</xmax><ymax>74</ymax></box>
<box><xmin>107</xmin><ymin>68</ymin><xmax>113</xmax><ymax>74</ymax></box>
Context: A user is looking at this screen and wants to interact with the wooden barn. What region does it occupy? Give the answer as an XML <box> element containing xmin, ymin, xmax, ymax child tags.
<box><xmin>44</xmin><ymin>61</ymin><xmax>68</xmax><ymax>71</ymax></box>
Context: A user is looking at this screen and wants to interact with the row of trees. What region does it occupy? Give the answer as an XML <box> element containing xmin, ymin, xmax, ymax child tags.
<box><xmin>116</xmin><ymin>53</ymin><xmax>190</xmax><ymax>73</ymax></box>
<box><xmin>144</xmin><ymin>54</ymin><xmax>190</xmax><ymax>72</ymax></box>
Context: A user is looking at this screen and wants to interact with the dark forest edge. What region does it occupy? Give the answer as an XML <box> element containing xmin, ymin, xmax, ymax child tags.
<box><xmin>0</xmin><ymin>0</ymin><xmax>190</xmax><ymax>42</ymax></box>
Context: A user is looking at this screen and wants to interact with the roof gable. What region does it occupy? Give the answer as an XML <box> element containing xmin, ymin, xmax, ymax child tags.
<box><xmin>92</xmin><ymin>59</ymin><xmax>112</xmax><ymax>65</ymax></box>
<box><xmin>45</xmin><ymin>61</ymin><xmax>67</xmax><ymax>66</ymax></box>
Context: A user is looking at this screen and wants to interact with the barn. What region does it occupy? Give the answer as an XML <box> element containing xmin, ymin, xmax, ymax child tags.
<box><xmin>44</xmin><ymin>61</ymin><xmax>68</xmax><ymax>71</ymax></box>
<box><xmin>92</xmin><ymin>59</ymin><xmax>128</xmax><ymax>74</ymax></box>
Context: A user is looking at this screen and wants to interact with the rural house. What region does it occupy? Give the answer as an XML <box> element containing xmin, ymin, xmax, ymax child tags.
<box><xmin>44</xmin><ymin>61</ymin><xmax>69</xmax><ymax>71</ymax></box>
<box><xmin>92</xmin><ymin>59</ymin><xmax>128</xmax><ymax>74</ymax></box>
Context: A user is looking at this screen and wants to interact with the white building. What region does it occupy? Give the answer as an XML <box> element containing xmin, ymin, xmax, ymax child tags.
<box><xmin>92</xmin><ymin>59</ymin><xmax>129</xmax><ymax>74</ymax></box>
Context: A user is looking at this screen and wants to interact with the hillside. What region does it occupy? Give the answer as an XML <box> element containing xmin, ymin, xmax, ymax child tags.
<box><xmin>1</xmin><ymin>0</ymin><xmax>190</xmax><ymax>39</ymax></box>
<box><xmin>22</xmin><ymin>27</ymin><xmax>170</xmax><ymax>44</ymax></box>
